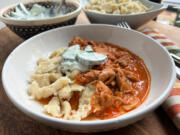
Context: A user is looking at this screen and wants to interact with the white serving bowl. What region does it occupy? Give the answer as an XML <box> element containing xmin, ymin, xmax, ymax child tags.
<box><xmin>80</xmin><ymin>0</ymin><xmax>167</xmax><ymax>28</ymax></box>
<box><xmin>2</xmin><ymin>24</ymin><xmax>175</xmax><ymax>133</ymax></box>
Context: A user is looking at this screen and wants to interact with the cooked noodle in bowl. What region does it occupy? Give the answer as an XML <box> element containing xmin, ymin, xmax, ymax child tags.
<box><xmin>85</xmin><ymin>0</ymin><xmax>149</xmax><ymax>14</ymax></box>
<box><xmin>80</xmin><ymin>0</ymin><xmax>167</xmax><ymax>28</ymax></box>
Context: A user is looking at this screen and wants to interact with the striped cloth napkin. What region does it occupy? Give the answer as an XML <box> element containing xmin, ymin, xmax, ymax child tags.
<box><xmin>142</xmin><ymin>28</ymin><xmax>180</xmax><ymax>130</ymax></box>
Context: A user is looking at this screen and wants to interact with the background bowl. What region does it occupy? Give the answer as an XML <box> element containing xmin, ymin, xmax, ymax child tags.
<box><xmin>0</xmin><ymin>0</ymin><xmax>81</xmax><ymax>39</ymax></box>
<box><xmin>80</xmin><ymin>0</ymin><xmax>167</xmax><ymax>28</ymax></box>
<box><xmin>2</xmin><ymin>24</ymin><xmax>175</xmax><ymax>133</ymax></box>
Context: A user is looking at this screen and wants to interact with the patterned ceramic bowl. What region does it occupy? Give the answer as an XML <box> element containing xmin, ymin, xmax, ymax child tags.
<box><xmin>0</xmin><ymin>0</ymin><xmax>81</xmax><ymax>39</ymax></box>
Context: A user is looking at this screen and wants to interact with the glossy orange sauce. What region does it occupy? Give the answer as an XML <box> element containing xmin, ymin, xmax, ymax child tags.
<box><xmin>70</xmin><ymin>37</ymin><xmax>151</xmax><ymax>120</ymax></box>
<box><xmin>69</xmin><ymin>91</ymin><xmax>80</xmax><ymax>110</ymax></box>
<box><xmin>38</xmin><ymin>96</ymin><xmax>52</xmax><ymax>105</ymax></box>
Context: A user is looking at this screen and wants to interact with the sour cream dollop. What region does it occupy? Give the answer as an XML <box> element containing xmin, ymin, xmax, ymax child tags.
<box><xmin>61</xmin><ymin>45</ymin><xmax>107</xmax><ymax>74</ymax></box>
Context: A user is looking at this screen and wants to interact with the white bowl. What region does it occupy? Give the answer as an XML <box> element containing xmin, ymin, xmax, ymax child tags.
<box><xmin>80</xmin><ymin>0</ymin><xmax>167</xmax><ymax>28</ymax></box>
<box><xmin>2</xmin><ymin>24</ymin><xmax>175</xmax><ymax>133</ymax></box>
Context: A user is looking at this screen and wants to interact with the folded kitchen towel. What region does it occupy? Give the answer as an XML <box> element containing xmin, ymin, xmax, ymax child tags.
<box><xmin>142</xmin><ymin>28</ymin><xmax>180</xmax><ymax>130</ymax></box>
<box><xmin>142</xmin><ymin>28</ymin><xmax>180</xmax><ymax>57</ymax></box>
<box><xmin>163</xmin><ymin>82</ymin><xmax>180</xmax><ymax>130</ymax></box>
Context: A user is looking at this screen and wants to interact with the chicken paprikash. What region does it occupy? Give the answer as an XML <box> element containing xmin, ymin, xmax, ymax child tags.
<box><xmin>28</xmin><ymin>37</ymin><xmax>151</xmax><ymax>120</ymax></box>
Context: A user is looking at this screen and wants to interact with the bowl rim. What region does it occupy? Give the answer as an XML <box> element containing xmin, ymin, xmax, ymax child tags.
<box><xmin>0</xmin><ymin>0</ymin><xmax>81</xmax><ymax>25</ymax></box>
<box><xmin>2</xmin><ymin>24</ymin><xmax>176</xmax><ymax>126</ymax></box>
<box><xmin>82</xmin><ymin>0</ymin><xmax>167</xmax><ymax>17</ymax></box>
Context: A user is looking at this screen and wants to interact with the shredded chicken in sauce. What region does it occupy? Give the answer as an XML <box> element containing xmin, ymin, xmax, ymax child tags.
<box><xmin>70</xmin><ymin>37</ymin><xmax>151</xmax><ymax>119</ymax></box>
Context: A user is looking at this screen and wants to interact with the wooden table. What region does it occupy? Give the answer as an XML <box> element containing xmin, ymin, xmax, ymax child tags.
<box><xmin>0</xmin><ymin>12</ymin><xmax>180</xmax><ymax>135</ymax></box>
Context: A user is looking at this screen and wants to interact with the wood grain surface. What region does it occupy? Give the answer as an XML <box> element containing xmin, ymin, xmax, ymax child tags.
<box><xmin>0</xmin><ymin>12</ymin><xmax>180</xmax><ymax>135</ymax></box>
